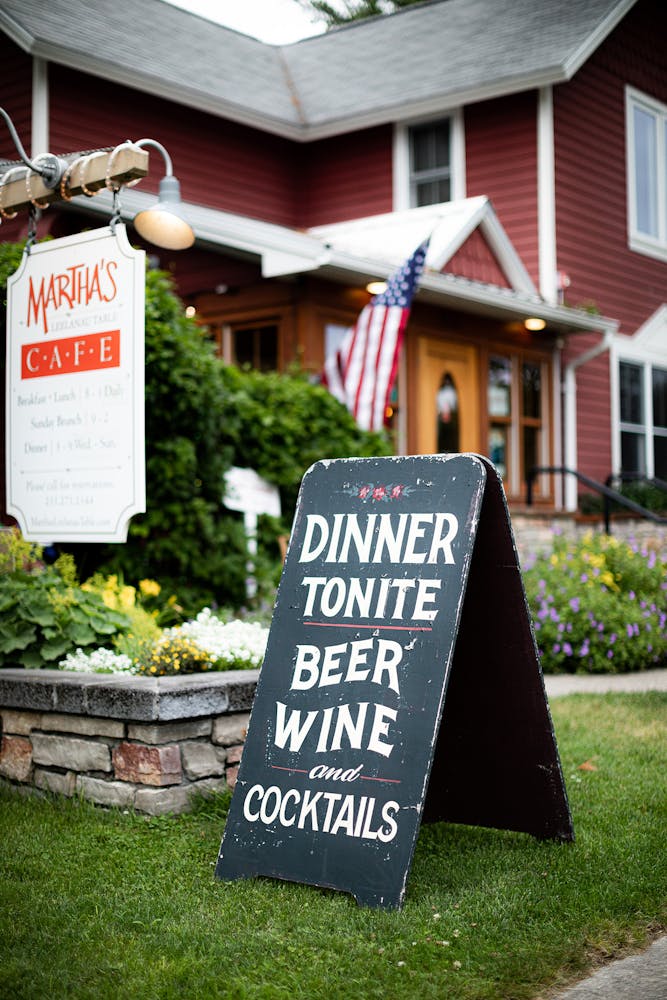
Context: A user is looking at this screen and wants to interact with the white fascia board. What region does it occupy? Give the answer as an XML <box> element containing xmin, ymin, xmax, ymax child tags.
<box><xmin>478</xmin><ymin>206</ymin><xmax>536</xmax><ymax>294</ymax></box>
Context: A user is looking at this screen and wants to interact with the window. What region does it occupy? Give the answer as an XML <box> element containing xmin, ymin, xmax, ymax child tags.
<box><xmin>393</xmin><ymin>112</ymin><xmax>464</xmax><ymax>210</ymax></box>
<box><xmin>626</xmin><ymin>88</ymin><xmax>667</xmax><ymax>260</ymax></box>
<box><xmin>219</xmin><ymin>324</ymin><xmax>279</xmax><ymax>371</ymax></box>
<box><xmin>409</xmin><ymin>119</ymin><xmax>451</xmax><ymax>207</ymax></box>
<box><xmin>486</xmin><ymin>353</ymin><xmax>549</xmax><ymax>496</ymax></box>
<box><xmin>619</xmin><ymin>359</ymin><xmax>667</xmax><ymax>478</ymax></box>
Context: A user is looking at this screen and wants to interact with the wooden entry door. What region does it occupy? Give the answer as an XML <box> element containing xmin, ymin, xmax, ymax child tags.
<box><xmin>414</xmin><ymin>338</ymin><xmax>480</xmax><ymax>455</ymax></box>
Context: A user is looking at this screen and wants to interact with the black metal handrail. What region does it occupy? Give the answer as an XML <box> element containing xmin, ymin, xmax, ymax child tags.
<box><xmin>605</xmin><ymin>471</ymin><xmax>667</xmax><ymax>494</ymax></box>
<box><xmin>526</xmin><ymin>466</ymin><xmax>667</xmax><ymax>534</ymax></box>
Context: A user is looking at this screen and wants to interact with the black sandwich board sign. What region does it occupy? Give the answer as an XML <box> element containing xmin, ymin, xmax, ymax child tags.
<box><xmin>215</xmin><ymin>454</ymin><xmax>573</xmax><ymax>909</ymax></box>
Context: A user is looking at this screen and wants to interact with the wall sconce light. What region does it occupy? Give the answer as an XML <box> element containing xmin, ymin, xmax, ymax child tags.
<box><xmin>524</xmin><ymin>316</ymin><xmax>547</xmax><ymax>331</ymax></box>
<box><xmin>366</xmin><ymin>280</ymin><xmax>388</xmax><ymax>295</ymax></box>
<box><xmin>132</xmin><ymin>138</ymin><xmax>195</xmax><ymax>250</ymax></box>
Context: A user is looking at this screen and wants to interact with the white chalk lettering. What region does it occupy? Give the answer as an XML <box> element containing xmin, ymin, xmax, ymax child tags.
<box><xmin>298</xmin><ymin>512</ymin><xmax>458</xmax><ymax>565</ymax></box>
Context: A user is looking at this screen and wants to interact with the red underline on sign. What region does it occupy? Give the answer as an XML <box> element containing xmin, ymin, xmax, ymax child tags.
<box><xmin>270</xmin><ymin>765</ymin><xmax>309</xmax><ymax>775</ymax></box>
<box><xmin>303</xmin><ymin>620</ymin><xmax>432</xmax><ymax>632</ymax></box>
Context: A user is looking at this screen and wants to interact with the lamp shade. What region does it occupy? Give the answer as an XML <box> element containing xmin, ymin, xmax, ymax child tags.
<box><xmin>133</xmin><ymin>175</ymin><xmax>194</xmax><ymax>250</ymax></box>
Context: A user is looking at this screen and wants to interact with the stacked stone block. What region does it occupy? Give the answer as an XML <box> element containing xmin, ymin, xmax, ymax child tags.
<box><xmin>0</xmin><ymin>670</ymin><xmax>255</xmax><ymax>815</ymax></box>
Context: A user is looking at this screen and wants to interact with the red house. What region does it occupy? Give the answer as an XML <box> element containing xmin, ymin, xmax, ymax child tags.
<box><xmin>1</xmin><ymin>0</ymin><xmax>666</xmax><ymax>515</ymax></box>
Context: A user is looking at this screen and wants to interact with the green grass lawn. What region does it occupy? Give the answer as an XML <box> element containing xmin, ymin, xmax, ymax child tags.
<box><xmin>1</xmin><ymin>692</ymin><xmax>665</xmax><ymax>1000</ymax></box>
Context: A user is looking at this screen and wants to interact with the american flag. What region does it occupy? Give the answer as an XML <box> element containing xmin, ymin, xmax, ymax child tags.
<box><xmin>323</xmin><ymin>239</ymin><xmax>429</xmax><ymax>431</ymax></box>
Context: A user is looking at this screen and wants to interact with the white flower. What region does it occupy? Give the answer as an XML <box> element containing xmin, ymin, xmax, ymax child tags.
<box><xmin>59</xmin><ymin>647</ymin><xmax>134</xmax><ymax>673</ymax></box>
<box><xmin>164</xmin><ymin>609</ymin><xmax>268</xmax><ymax>669</ymax></box>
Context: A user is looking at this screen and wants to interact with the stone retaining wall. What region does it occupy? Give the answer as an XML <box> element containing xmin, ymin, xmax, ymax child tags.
<box><xmin>0</xmin><ymin>668</ymin><xmax>259</xmax><ymax>815</ymax></box>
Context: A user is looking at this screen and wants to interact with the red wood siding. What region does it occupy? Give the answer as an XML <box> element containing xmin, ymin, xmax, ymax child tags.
<box><xmin>553</xmin><ymin>0</ymin><xmax>667</xmax><ymax>339</ymax></box>
<box><xmin>465</xmin><ymin>92</ymin><xmax>539</xmax><ymax>286</ymax></box>
<box><xmin>46</xmin><ymin>66</ymin><xmax>393</xmax><ymax>230</ymax></box>
<box><xmin>444</xmin><ymin>227</ymin><xmax>511</xmax><ymax>287</ymax></box>
<box><xmin>48</xmin><ymin>65</ymin><xmax>303</xmax><ymax>227</ymax></box>
<box><xmin>297</xmin><ymin>127</ymin><xmax>394</xmax><ymax>227</ymax></box>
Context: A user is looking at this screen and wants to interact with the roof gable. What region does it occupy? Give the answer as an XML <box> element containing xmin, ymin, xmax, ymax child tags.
<box><xmin>0</xmin><ymin>0</ymin><xmax>638</xmax><ymax>140</ymax></box>
<box><xmin>309</xmin><ymin>197</ymin><xmax>536</xmax><ymax>294</ymax></box>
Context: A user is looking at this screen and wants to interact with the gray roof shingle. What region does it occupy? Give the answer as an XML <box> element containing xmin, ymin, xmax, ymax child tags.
<box><xmin>0</xmin><ymin>0</ymin><xmax>637</xmax><ymax>138</ymax></box>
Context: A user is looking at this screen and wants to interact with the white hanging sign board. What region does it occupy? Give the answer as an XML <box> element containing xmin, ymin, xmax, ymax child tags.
<box><xmin>5</xmin><ymin>225</ymin><xmax>146</xmax><ymax>542</ymax></box>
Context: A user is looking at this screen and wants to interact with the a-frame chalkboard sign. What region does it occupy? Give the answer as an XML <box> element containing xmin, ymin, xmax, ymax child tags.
<box><xmin>215</xmin><ymin>454</ymin><xmax>573</xmax><ymax>909</ymax></box>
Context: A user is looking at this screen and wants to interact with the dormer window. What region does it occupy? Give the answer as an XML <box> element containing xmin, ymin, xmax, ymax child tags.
<box><xmin>409</xmin><ymin>119</ymin><xmax>451</xmax><ymax>206</ymax></box>
<box><xmin>393</xmin><ymin>112</ymin><xmax>465</xmax><ymax>211</ymax></box>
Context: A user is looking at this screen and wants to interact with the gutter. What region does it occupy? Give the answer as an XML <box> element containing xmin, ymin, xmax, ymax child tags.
<box><xmin>562</xmin><ymin>328</ymin><xmax>617</xmax><ymax>511</ymax></box>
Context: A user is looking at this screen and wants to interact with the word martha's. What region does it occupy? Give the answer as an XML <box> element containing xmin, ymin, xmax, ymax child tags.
<box><xmin>298</xmin><ymin>511</ymin><xmax>459</xmax><ymax>623</ymax></box>
<box><xmin>27</xmin><ymin>258</ymin><xmax>119</xmax><ymax>334</ymax></box>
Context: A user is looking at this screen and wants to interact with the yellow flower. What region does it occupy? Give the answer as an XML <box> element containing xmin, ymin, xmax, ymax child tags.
<box><xmin>549</xmin><ymin>554</ymin><xmax>559</xmax><ymax>566</ymax></box>
<box><xmin>139</xmin><ymin>579</ymin><xmax>161</xmax><ymax>598</ymax></box>
<box><xmin>101</xmin><ymin>588</ymin><xmax>117</xmax><ymax>609</ymax></box>
<box><xmin>119</xmin><ymin>585</ymin><xmax>136</xmax><ymax>610</ymax></box>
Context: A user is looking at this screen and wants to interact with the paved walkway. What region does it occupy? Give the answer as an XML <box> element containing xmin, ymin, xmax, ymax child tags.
<box><xmin>544</xmin><ymin>667</ymin><xmax>667</xmax><ymax>697</ymax></box>
<box><xmin>543</xmin><ymin>669</ymin><xmax>666</xmax><ymax>1000</ymax></box>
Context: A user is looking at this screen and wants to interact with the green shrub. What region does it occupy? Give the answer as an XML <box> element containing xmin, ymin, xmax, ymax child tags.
<box><xmin>0</xmin><ymin>534</ymin><xmax>131</xmax><ymax>668</ymax></box>
<box><xmin>2</xmin><ymin>243</ymin><xmax>391</xmax><ymax>611</ymax></box>
<box><xmin>524</xmin><ymin>532</ymin><xmax>667</xmax><ymax>674</ymax></box>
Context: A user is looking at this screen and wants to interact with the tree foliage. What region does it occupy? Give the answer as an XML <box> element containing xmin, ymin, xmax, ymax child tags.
<box><xmin>298</xmin><ymin>0</ymin><xmax>422</xmax><ymax>28</ymax></box>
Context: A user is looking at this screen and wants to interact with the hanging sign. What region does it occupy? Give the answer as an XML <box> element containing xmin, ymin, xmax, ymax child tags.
<box><xmin>215</xmin><ymin>454</ymin><xmax>573</xmax><ymax>909</ymax></box>
<box><xmin>5</xmin><ymin>225</ymin><xmax>145</xmax><ymax>542</ymax></box>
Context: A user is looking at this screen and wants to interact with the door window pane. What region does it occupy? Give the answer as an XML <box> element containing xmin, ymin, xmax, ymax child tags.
<box><xmin>489</xmin><ymin>425</ymin><xmax>508</xmax><ymax>478</ymax></box>
<box><xmin>522</xmin><ymin>362</ymin><xmax>541</xmax><ymax>419</ymax></box>
<box><xmin>488</xmin><ymin>356</ymin><xmax>511</xmax><ymax>416</ymax></box>
<box><xmin>523</xmin><ymin>425</ymin><xmax>538</xmax><ymax>481</ymax></box>
<box><xmin>436</xmin><ymin>372</ymin><xmax>459</xmax><ymax>452</ymax></box>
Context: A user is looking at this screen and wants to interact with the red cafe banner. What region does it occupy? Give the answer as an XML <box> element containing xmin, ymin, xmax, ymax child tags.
<box><xmin>5</xmin><ymin>226</ymin><xmax>146</xmax><ymax>542</ymax></box>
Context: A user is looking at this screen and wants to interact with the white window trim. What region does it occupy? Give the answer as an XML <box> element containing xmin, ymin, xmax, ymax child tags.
<box><xmin>625</xmin><ymin>86</ymin><xmax>667</xmax><ymax>263</ymax></box>
<box><xmin>393</xmin><ymin>110</ymin><xmax>466</xmax><ymax>212</ymax></box>
<box><xmin>610</xmin><ymin>329</ymin><xmax>667</xmax><ymax>479</ymax></box>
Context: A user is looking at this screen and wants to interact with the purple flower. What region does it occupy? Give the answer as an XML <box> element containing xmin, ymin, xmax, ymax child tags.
<box><xmin>569</xmin><ymin>597</ymin><xmax>580</xmax><ymax>613</ymax></box>
<box><xmin>563</xmin><ymin>642</ymin><xmax>573</xmax><ymax>656</ymax></box>
<box><xmin>607</xmin><ymin>649</ymin><xmax>614</xmax><ymax>659</ymax></box>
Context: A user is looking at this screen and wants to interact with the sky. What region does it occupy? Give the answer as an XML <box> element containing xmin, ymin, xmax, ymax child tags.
<box><xmin>161</xmin><ymin>0</ymin><xmax>326</xmax><ymax>44</ymax></box>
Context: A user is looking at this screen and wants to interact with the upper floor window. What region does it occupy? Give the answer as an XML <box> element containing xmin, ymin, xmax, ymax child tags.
<box><xmin>409</xmin><ymin>119</ymin><xmax>451</xmax><ymax>206</ymax></box>
<box><xmin>393</xmin><ymin>111</ymin><xmax>465</xmax><ymax>211</ymax></box>
<box><xmin>626</xmin><ymin>87</ymin><xmax>667</xmax><ymax>261</ymax></box>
